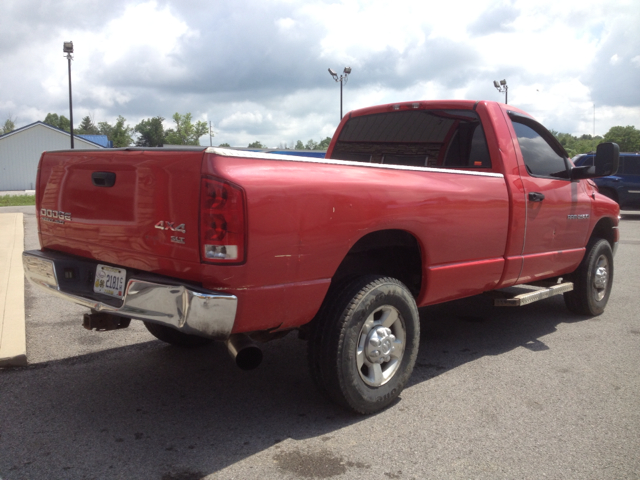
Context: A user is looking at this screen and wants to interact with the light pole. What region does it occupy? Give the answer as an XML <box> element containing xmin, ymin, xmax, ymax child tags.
<box><xmin>493</xmin><ymin>79</ymin><xmax>508</xmax><ymax>104</ymax></box>
<box><xmin>328</xmin><ymin>67</ymin><xmax>352</xmax><ymax>120</ymax></box>
<box><xmin>63</xmin><ymin>41</ymin><xmax>74</xmax><ymax>148</ymax></box>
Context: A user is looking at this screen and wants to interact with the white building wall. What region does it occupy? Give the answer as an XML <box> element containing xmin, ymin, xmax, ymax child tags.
<box><xmin>0</xmin><ymin>123</ymin><xmax>102</xmax><ymax>191</ymax></box>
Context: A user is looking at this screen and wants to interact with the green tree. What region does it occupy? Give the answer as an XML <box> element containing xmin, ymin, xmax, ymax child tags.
<box><xmin>164</xmin><ymin>112</ymin><xmax>208</xmax><ymax>145</ymax></box>
<box><xmin>43</xmin><ymin>113</ymin><xmax>70</xmax><ymax>132</ymax></box>
<box><xmin>98</xmin><ymin>121</ymin><xmax>112</xmax><ymax>137</ymax></box>
<box><xmin>99</xmin><ymin>116</ymin><xmax>133</xmax><ymax>147</ymax></box>
<box><xmin>76</xmin><ymin>115</ymin><xmax>100</xmax><ymax>135</ymax></box>
<box><xmin>1</xmin><ymin>116</ymin><xmax>16</xmax><ymax>135</ymax></box>
<box><xmin>295</xmin><ymin>140</ymin><xmax>305</xmax><ymax>150</ymax></box>
<box><xmin>218</xmin><ymin>142</ymin><xmax>231</xmax><ymax>147</ymax></box>
<box><xmin>248</xmin><ymin>141</ymin><xmax>266</xmax><ymax>148</ymax></box>
<box><xmin>550</xmin><ymin>130</ymin><xmax>603</xmax><ymax>158</ymax></box>
<box><xmin>604</xmin><ymin>125</ymin><xmax>640</xmax><ymax>152</ymax></box>
<box><xmin>305</xmin><ymin>139</ymin><xmax>318</xmax><ymax>150</ymax></box>
<box><xmin>134</xmin><ymin>116</ymin><xmax>165</xmax><ymax>147</ymax></box>
<box><xmin>317</xmin><ymin>136</ymin><xmax>332</xmax><ymax>150</ymax></box>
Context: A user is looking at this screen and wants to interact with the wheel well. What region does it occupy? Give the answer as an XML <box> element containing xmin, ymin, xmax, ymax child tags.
<box><xmin>331</xmin><ymin>230</ymin><xmax>422</xmax><ymax>297</ymax></box>
<box><xmin>591</xmin><ymin>217</ymin><xmax>616</xmax><ymax>248</ymax></box>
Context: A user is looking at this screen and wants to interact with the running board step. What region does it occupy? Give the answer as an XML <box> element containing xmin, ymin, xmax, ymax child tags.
<box><xmin>489</xmin><ymin>282</ymin><xmax>574</xmax><ymax>307</ymax></box>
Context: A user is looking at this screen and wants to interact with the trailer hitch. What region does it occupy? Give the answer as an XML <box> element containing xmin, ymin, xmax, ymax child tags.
<box><xmin>83</xmin><ymin>312</ymin><xmax>131</xmax><ymax>331</ymax></box>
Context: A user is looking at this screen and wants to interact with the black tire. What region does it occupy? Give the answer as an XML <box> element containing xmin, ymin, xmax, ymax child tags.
<box><xmin>308</xmin><ymin>275</ymin><xmax>419</xmax><ymax>414</ymax></box>
<box><xmin>564</xmin><ymin>238</ymin><xmax>614</xmax><ymax>316</ymax></box>
<box><xmin>307</xmin><ymin>276</ymin><xmax>357</xmax><ymax>397</ymax></box>
<box><xmin>143</xmin><ymin>321</ymin><xmax>213</xmax><ymax>347</ymax></box>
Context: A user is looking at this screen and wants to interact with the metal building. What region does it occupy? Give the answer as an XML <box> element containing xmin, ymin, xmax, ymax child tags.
<box><xmin>0</xmin><ymin>122</ymin><xmax>104</xmax><ymax>191</ymax></box>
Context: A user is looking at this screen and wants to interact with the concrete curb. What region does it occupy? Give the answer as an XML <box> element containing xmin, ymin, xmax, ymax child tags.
<box><xmin>0</xmin><ymin>213</ymin><xmax>27</xmax><ymax>367</ymax></box>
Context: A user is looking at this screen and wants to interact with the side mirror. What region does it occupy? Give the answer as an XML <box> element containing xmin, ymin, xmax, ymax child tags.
<box><xmin>571</xmin><ymin>142</ymin><xmax>619</xmax><ymax>180</ymax></box>
<box><xmin>594</xmin><ymin>142</ymin><xmax>619</xmax><ymax>176</ymax></box>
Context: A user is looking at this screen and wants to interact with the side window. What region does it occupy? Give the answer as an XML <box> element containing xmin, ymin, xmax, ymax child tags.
<box><xmin>511</xmin><ymin>121</ymin><xmax>567</xmax><ymax>178</ymax></box>
<box><xmin>624</xmin><ymin>157</ymin><xmax>640</xmax><ymax>175</ymax></box>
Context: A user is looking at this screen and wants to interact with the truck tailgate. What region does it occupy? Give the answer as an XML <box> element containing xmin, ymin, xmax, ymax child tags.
<box><xmin>37</xmin><ymin>149</ymin><xmax>205</xmax><ymax>279</ymax></box>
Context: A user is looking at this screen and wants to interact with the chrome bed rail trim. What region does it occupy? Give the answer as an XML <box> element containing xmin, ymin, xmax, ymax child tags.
<box><xmin>206</xmin><ymin>147</ymin><xmax>505</xmax><ymax>178</ymax></box>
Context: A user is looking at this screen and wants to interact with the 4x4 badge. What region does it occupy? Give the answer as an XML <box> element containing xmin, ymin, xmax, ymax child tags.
<box><xmin>155</xmin><ymin>221</ymin><xmax>186</xmax><ymax>233</ymax></box>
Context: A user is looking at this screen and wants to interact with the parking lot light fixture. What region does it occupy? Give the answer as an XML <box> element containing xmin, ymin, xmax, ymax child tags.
<box><xmin>328</xmin><ymin>67</ymin><xmax>352</xmax><ymax>121</ymax></box>
<box><xmin>64</xmin><ymin>41</ymin><xmax>75</xmax><ymax>148</ymax></box>
<box><xmin>493</xmin><ymin>79</ymin><xmax>508</xmax><ymax>104</ymax></box>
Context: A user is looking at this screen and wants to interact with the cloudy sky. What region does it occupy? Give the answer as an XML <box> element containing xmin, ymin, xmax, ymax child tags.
<box><xmin>1</xmin><ymin>0</ymin><xmax>639</xmax><ymax>147</ymax></box>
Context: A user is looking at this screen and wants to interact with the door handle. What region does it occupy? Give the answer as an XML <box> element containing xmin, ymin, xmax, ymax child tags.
<box><xmin>528</xmin><ymin>192</ymin><xmax>545</xmax><ymax>202</ymax></box>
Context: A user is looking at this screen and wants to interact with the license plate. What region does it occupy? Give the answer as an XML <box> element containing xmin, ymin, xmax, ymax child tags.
<box><xmin>94</xmin><ymin>264</ymin><xmax>127</xmax><ymax>298</ymax></box>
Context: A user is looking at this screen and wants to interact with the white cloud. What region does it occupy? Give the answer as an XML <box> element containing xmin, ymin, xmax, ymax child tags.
<box><xmin>275</xmin><ymin>17</ymin><xmax>296</xmax><ymax>30</ymax></box>
<box><xmin>1</xmin><ymin>0</ymin><xmax>638</xmax><ymax>142</ymax></box>
<box><xmin>219</xmin><ymin>111</ymin><xmax>265</xmax><ymax>129</ymax></box>
<box><xmin>99</xmin><ymin>1</ymin><xmax>195</xmax><ymax>65</ymax></box>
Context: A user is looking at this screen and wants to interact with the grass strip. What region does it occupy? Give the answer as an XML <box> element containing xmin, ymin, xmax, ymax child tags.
<box><xmin>0</xmin><ymin>195</ymin><xmax>36</xmax><ymax>206</ymax></box>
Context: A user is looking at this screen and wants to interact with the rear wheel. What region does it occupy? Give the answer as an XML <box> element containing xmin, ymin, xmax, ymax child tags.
<box><xmin>143</xmin><ymin>322</ymin><xmax>213</xmax><ymax>347</ymax></box>
<box><xmin>308</xmin><ymin>275</ymin><xmax>419</xmax><ymax>414</ymax></box>
<box><xmin>564</xmin><ymin>238</ymin><xmax>613</xmax><ymax>316</ymax></box>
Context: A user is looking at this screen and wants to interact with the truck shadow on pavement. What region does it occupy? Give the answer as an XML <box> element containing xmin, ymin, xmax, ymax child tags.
<box><xmin>0</xmin><ymin>294</ymin><xmax>591</xmax><ymax>480</ymax></box>
<box><xmin>412</xmin><ymin>294</ymin><xmax>590</xmax><ymax>386</ymax></box>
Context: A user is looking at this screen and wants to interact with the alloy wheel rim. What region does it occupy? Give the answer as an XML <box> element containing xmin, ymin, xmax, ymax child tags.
<box><xmin>592</xmin><ymin>254</ymin><xmax>609</xmax><ymax>301</ymax></box>
<box><xmin>356</xmin><ymin>305</ymin><xmax>406</xmax><ymax>387</ymax></box>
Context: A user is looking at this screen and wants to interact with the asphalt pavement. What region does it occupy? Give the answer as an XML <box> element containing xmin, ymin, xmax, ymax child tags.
<box><xmin>0</xmin><ymin>207</ymin><xmax>639</xmax><ymax>479</ymax></box>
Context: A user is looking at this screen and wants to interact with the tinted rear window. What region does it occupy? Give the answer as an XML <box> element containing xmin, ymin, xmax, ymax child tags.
<box><xmin>331</xmin><ymin>109</ymin><xmax>491</xmax><ymax>169</ymax></box>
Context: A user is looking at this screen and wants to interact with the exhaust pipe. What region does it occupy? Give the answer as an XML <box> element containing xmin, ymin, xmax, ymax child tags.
<box><xmin>226</xmin><ymin>334</ymin><xmax>263</xmax><ymax>370</ymax></box>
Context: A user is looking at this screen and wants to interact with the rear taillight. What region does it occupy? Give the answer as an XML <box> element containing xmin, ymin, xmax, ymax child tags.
<box><xmin>200</xmin><ymin>177</ymin><xmax>246</xmax><ymax>263</ymax></box>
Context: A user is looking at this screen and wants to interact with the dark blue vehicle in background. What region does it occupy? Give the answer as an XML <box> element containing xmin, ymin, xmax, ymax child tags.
<box><xmin>573</xmin><ymin>152</ymin><xmax>640</xmax><ymax>210</ymax></box>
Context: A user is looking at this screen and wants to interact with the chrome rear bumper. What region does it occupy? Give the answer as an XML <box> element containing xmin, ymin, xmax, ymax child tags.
<box><xmin>23</xmin><ymin>250</ymin><xmax>237</xmax><ymax>340</ymax></box>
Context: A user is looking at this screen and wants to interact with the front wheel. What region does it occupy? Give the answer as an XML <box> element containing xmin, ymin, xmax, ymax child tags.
<box><xmin>308</xmin><ymin>275</ymin><xmax>420</xmax><ymax>414</ymax></box>
<box><xmin>564</xmin><ymin>238</ymin><xmax>614</xmax><ymax>316</ymax></box>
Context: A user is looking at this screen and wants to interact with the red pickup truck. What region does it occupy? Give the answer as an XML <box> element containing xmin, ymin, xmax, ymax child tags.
<box><xmin>23</xmin><ymin>100</ymin><xmax>620</xmax><ymax>414</ymax></box>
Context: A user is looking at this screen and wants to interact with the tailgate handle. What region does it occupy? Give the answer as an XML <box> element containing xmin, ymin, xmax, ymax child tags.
<box><xmin>92</xmin><ymin>172</ymin><xmax>116</xmax><ymax>187</ymax></box>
